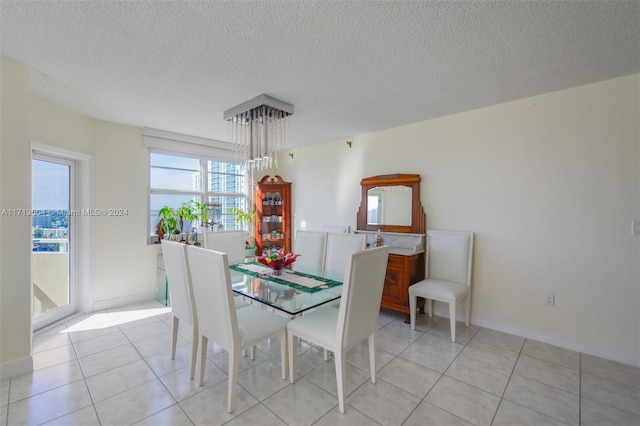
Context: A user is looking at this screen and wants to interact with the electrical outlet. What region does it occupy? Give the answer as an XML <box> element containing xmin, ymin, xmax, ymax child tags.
<box><xmin>632</xmin><ymin>220</ymin><xmax>640</xmax><ymax>236</ymax></box>
<box><xmin>544</xmin><ymin>293</ymin><xmax>555</xmax><ymax>307</ymax></box>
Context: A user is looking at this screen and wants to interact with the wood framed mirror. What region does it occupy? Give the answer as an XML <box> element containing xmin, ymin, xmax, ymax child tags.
<box><xmin>357</xmin><ymin>174</ymin><xmax>425</xmax><ymax>234</ymax></box>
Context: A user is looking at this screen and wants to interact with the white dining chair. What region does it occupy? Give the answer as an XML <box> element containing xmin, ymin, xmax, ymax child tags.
<box><xmin>187</xmin><ymin>245</ymin><xmax>289</xmax><ymax>414</ymax></box>
<box><xmin>203</xmin><ymin>229</ymin><xmax>252</xmax><ymax>319</ymax></box>
<box><xmin>287</xmin><ymin>246</ymin><xmax>389</xmax><ymax>414</ymax></box>
<box><xmin>160</xmin><ymin>240</ymin><xmax>199</xmax><ymax>380</ymax></box>
<box><xmin>203</xmin><ymin>230</ymin><xmax>246</xmax><ymax>263</ymax></box>
<box><xmin>409</xmin><ymin>230</ymin><xmax>474</xmax><ymax>342</ymax></box>
<box><xmin>293</xmin><ymin>230</ymin><xmax>327</xmax><ymax>274</ymax></box>
<box><xmin>322</xmin><ymin>224</ymin><xmax>349</xmax><ymax>233</ymax></box>
<box><xmin>324</xmin><ymin>233</ymin><xmax>367</xmax><ymax>281</ymax></box>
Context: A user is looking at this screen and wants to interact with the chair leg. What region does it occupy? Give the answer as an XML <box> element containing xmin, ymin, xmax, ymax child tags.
<box><xmin>250</xmin><ymin>345</ymin><xmax>256</xmax><ymax>360</ymax></box>
<box><xmin>409</xmin><ymin>294</ymin><xmax>417</xmax><ymax>330</ymax></box>
<box><xmin>189</xmin><ymin>324</ymin><xmax>198</xmax><ymax>380</ymax></box>
<box><xmin>171</xmin><ymin>316</ymin><xmax>179</xmax><ymax>359</ymax></box>
<box><xmin>280</xmin><ymin>332</ymin><xmax>287</xmax><ymax>380</ymax></box>
<box><xmin>448</xmin><ymin>302</ymin><xmax>457</xmax><ymax>343</ymax></box>
<box><xmin>464</xmin><ymin>294</ymin><xmax>471</xmax><ymax>327</ymax></box>
<box><xmin>335</xmin><ymin>350</ymin><xmax>346</xmax><ymax>414</ymax></box>
<box><xmin>227</xmin><ymin>347</ymin><xmax>240</xmax><ymax>414</ymax></box>
<box><xmin>288</xmin><ymin>333</ymin><xmax>297</xmax><ymax>384</ymax></box>
<box><xmin>368</xmin><ymin>333</ymin><xmax>377</xmax><ymax>384</ymax></box>
<box><xmin>199</xmin><ymin>335</ymin><xmax>208</xmax><ymax>386</ymax></box>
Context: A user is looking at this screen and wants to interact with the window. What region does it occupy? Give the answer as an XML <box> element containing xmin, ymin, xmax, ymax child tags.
<box><xmin>149</xmin><ymin>150</ymin><xmax>249</xmax><ymax>242</ymax></box>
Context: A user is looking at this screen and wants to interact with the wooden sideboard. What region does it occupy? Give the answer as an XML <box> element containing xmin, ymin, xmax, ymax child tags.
<box><xmin>381</xmin><ymin>251</ymin><xmax>425</xmax><ymax>321</ymax></box>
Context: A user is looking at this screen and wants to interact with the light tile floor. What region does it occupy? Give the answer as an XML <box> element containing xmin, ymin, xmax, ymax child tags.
<box><xmin>2</xmin><ymin>300</ymin><xmax>639</xmax><ymax>425</ymax></box>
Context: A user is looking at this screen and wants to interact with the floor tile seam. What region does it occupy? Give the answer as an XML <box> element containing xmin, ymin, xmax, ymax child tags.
<box><xmin>452</xmin><ymin>348</ymin><xmax>518</xmax><ymax>375</ymax></box>
<box><xmin>88</xmin><ymin>373</ymin><xmax>159</xmax><ymax>405</ymax></box>
<box><xmin>17</xmin><ymin>394</ymin><xmax>95</xmax><ymax>426</ymax></box>
<box><xmin>235</xmin><ymin>377</ymin><xmax>287</xmax><ymax>403</ymax></box>
<box><xmin>31</xmin><ymin>338</ymin><xmax>73</xmax><ymax>355</ymax></box>
<box><xmin>316</xmin><ymin>403</ymin><xmax>383</xmax><ymax>426</ymax></box>
<box><xmin>580</xmin><ymin>394</ymin><xmax>640</xmax><ymax>418</ymax></box>
<box><xmin>518</xmin><ymin>352</ymin><xmax>581</xmax><ymax>373</ymax></box>
<box><xmin>96</xmin><ymin>384</ymin><xmax>180</xmax><ymax>426</ymax></box>
<box><xmin>5</xmin><ymin>381</ymin><xmax>93</xmax><ymax>425</ymax></box>
<box><xmin>91</xmin><ymin>377</ymin><xmax>178</xmax><ymax>425</ymax></box>
<box><xmin>501</xmin><ymin>374</ymin><xmax>580</xmax><ymax>425</ymax></box>
<box><xmin>121</xmin><ymin>330</ymin><xmax>171</xmax><ymax>344</ymax></box>
<box><xmin>72</xmin><ymin>337</ymin><xmax>133</xmax><ymax>359</ymax></box>
<box><xmin>6</xmin><ymin>376</ymin><xmax>87</xmax><ymax>406</ymax></box>
<box><xmin>171</xmin><ymin>375</ymin><xmax>224</xmax><ymax>404</ymax></box>
<box><xmin>396</xmin><ymin>336</ymin><xmax>461</xmax><ymax>362</ymax></box>
<box><xmin>414</xmin><ymin>386</ymin><xmax>478</xmax><ymax>426</ymax></box>
<box><xmin>467</xmin><ymin>336</ymin><xmax>524</xmax><ymax>358</ymax></box>
<box><xmin>485</xmin><ymin>348</ymin><xmax>522</xmax><ymax>425</ymax></box>
<box><xmin>374</xmin><ymin>373</ymin><xmax>429</xmax><ymax>401</ymax></box>
<box><xmin>426</xmin><ymin>374</ymin><xmax>503</xmax><ymax>426</ymax></box>
<box><xmin>67</xmin><ymin>326</ymin><xmax>124</xmax><ymax>345</ymax></box>
<box><xmin>77</xmin><ymin>339</ymin><xmax>145</xmax><ymax>380</ymax></box>
<box><xmin>493</xmin><ymin>398</ymin><xmax>573</xmax><ymax>426</ymax></box>
<box><xmin>471</xmin><ymin>336</ymin><xmax>525</xmax><ymax>355</ymax></box>
<box><xmin>74</xmin><ymin>341</ymin><xmax>136</xmax><ymax>368</ymax></box>
<box><xmin>510</xmin><ymin>370</ymin><xmax>581</xmax><ymax>398</ymax></box>
<box><xmin>384</xmin><ymin>352</ymin><xmax>445</xmax><ymax>379</ymax></box>
<box><xmin>133</xmin><ymin>402</ymin><xmax>195</xmax><ymax>426</ymax></box>
<box><xmin>580</xmin><ymin>370</ymin><xmax>640</xmax><ymax>391</ymax></box>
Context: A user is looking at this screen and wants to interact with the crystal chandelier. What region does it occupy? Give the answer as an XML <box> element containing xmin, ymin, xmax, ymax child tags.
<box><xmin>224</xmin><ymin>94</ymin><xmax>294</xmax><ymax>170</ymax></box>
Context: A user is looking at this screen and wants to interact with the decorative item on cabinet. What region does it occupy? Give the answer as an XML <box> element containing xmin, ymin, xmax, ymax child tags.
<box><xmin>254</xmin><ymin>175</ymin><xmax>292</xmax><ymax>256</ymax></box>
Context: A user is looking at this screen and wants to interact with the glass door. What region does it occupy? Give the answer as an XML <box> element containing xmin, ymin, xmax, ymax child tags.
<box><xmin>32</xmin><ymin>155</ymin><xmax>76</xmax><ymax>329</ymax></box>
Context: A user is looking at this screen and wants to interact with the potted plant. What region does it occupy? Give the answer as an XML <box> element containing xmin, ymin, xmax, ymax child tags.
<box><xmin>228</xmin><ymin>206</ymin><xmax>255</xmax><ymax>230</ymax></box>
<box><xmin>158</xmin><ymin>206</ymin><xmax>178</xmax><ymax>240</ymax></box>
<box><xmin>228</xmin><ymin>207</ymin><xmax>256</xmax><ymax>257</ymax></box>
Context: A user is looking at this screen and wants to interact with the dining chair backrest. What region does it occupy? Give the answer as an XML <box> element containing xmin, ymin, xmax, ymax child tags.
<box><xmin>337</xmin><ymin>245</ymin><xmax>389</xmax><ymax>350</ymax></box>
<box><xmin>294</xmin><ymin>230</ymin><xmax>327</xmax><ymax>273</ymax></box>
<box><xmin>322</xmin><ymin>224</ymin><xmax>349</xmax><ymax>233</ymax></box>
<box><xmin>324</xmin><ymin>233</ymin><xmax>367</xmax><ymax>280</ymax></box>
<box><xmin>161</xmin><ymin>240</ymin><xmax>196</xmax><ymax>325</ymax></box>
<box><xmin>204</xmin><ymin>230</ymin><xmax>245</xmax><ymax>263</ymax></box>
<box><xmin>187</xmin><ymin>245</ymin><xmax>238</xmax><ymax>352</ymax></box>
<box><xmin>427</xmin><ymin>230</ymin><xmax>473</xmax><ymax>286</ymax></box>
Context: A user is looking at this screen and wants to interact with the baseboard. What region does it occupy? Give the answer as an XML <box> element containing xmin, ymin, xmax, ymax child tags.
<box><xmin>0</xmin><ymin>356</ymin><xmax>33</xmax><ymax>380</ymax></box>
<box><xmin>431</xmin><ymin>304</ymin><xmax>640</xmax><ymax>368</ymax></box>
<box><xmin>91</xmin><ymin>291</ymin><xmax>156</xmax><ymax>312</ymax></box>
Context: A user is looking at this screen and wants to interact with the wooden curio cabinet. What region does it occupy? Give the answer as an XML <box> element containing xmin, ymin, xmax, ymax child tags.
<box><xmin>254</xmin><ymin>175</ymin><xmax>292</xmax><ymax>256</ymax></box>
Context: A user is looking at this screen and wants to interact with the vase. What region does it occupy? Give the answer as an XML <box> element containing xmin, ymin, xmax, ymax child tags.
<box><xmin>271</xmin><ymin>268</ymin><xmax>283</xmax><ymax>276</ymax></box>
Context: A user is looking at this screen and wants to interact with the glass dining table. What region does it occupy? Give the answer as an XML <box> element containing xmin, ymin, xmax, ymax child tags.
<box><xmin>228</xmin><ymin>260</ymin><xmax>343</xmax><ymax>317</ymax></box>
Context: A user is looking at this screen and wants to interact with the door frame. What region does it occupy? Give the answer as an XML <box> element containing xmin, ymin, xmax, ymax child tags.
<box><xmin>31</xmin><ymin>142</ymin><xmax>94</xmax><ymax>331</ymax></box>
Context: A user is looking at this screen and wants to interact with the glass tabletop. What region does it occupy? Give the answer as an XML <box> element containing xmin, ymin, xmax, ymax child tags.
<box><xmin>228</xmin><ymin>261</ymin><xmax>343</xmax><ymax>316</ymax></box>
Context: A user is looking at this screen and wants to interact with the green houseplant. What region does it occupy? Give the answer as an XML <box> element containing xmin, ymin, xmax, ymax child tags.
<box><xmin>228</xmin><ymin>207</ymin><xmax>255</xmax><ymax>230</ymax></box>
<box><xmin>228</xmin><ymin>207</ymin><xmax>257</xmax><ymax>257</ymax></box>
<box><xmin>158</xmin><ymin>205</ymin><xmax>178</xmax><ymax>240</ymax></box>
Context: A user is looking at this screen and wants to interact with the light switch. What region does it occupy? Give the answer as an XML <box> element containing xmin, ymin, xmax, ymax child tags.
<box><xmin>633</xmin><ymin>221</ymin><xmax>640</xmax><ymax>237</ymax></box>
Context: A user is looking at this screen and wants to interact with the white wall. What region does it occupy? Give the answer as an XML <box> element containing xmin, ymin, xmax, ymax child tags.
<box><xmin>92</xmin><ymin>120</ymin><xmax>156</xmax><ymax>304</ymax></box>
<box><xmin>275</xmin><ymin>74</ymin><xmax>640</xmax><ymax>366</ymax></box>
<box><xmin>0</xmin><ymin>61</ymin><xmax>33</xmax><ymax>376</ymax></box>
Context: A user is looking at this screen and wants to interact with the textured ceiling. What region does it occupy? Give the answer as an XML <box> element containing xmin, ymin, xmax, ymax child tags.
<box><xmin>1</xmin><ymin>1</ymin><xmax>638</xmax><ymax>148</ymax></box>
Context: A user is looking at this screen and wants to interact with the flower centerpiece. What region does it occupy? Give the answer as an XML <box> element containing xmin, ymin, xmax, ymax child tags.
<box><xmin>257</xmin><ymin>251</ymin><xmax>299</xmax><ymax>275</ymax></box>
